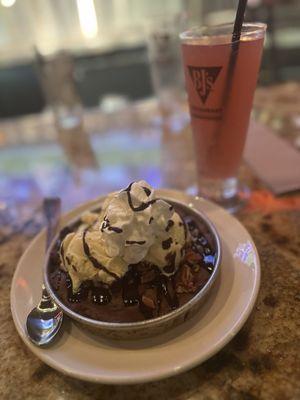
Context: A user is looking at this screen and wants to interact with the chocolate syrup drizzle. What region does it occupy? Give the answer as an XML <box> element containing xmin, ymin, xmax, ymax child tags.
<box><xmin>126</xmin><ymin>240</ymin><xmax>146</xmax><ymax>245</ymax></box>
<box><xmin>123</xmin><ymin>182</ymin><xmax>156</xmax><ymax>212</ymax></box>
<box><xmin>122</xmin><ymin>269</ymin><xmax>140</xmax><ymax>306</ymax></box>
<box><xmin>101</xmin><ymin>216</ymin><xmax>123</xmax><ymax>234</ymax></box>
<box><xmin>91</xmin><ymin>285</ymin><xmax>111</xmax><ymax>305</ymax></box>
<box><xmin>157</xmin><ymin>275</ymin><xmax>179</xmax><ymax>310</ymax></box>
<box><xmin>65</xmin><ymin>276</ymin><xmax>89</xmax><ymax>303</ymax></box>
<box><xmin>143</xmin><ymin>186</ymin><xmax>152</xmax><ymax>196</ymax></box>
<box><xmin>82</xmin><ymin>230</ymin><xmax>119</xmax><ymax>280</ymax></box>
<box><xmin>57</xmin><ymin>263</ymin><xmax>180</xmax><ymax>317</ymax></box>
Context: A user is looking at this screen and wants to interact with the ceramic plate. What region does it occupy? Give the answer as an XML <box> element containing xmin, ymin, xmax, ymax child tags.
<box><xmin>10</xmin><ymin>190</ymin><xmax>260</xmax><ymax>384</ymax></box>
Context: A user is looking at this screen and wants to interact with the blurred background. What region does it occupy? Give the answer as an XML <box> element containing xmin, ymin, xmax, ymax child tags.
<box><xmin>0</xmin><ymin>0</ymin><xmax>299</xmax><ymax>234</ymax></box>
<box><xmin>0</xmin><ymin>0</ymin><xmax>299</xmax><ymax>117</ymax></box>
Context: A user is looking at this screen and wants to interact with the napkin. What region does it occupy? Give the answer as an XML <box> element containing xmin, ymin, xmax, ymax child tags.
<box><xmin>244</xmin><ymin>120</ymin><xmax>300</xmax><ymax>195</ymax></box>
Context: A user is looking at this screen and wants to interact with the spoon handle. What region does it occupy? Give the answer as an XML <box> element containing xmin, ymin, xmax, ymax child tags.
<box><xmin>43</xmin><ymin>197</ymin><xmax>61</xmax><ymax>250</ymax></box>
<box><xmin>37</xmin><ymin>284</ymin><xmax>59</xmax><ymax>311</ymax></box>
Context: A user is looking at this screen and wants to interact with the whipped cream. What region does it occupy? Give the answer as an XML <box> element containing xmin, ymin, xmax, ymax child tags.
<box><xmin>60</xmin><ymin>181</ymin><xmax>186</xmax><ymax>291</ymax></box>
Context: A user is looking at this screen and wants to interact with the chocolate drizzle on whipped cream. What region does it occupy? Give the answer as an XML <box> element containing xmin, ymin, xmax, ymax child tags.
<box><xmin>143</xmin><ymin>186</ymin><xmax>152</xmax><ymax>196</ymax></box>
<box><xmin>82</xmin><ymin>230</ymin><xmax>119</xmax><ymax>280</ymax></box>
<box><xmin>123</xmin><ymin>182</ymin><xmax>156</xmax><ymax>212</ymax></box>
<box><xmin>126</xmin><ymin>240</ymin><xmax>146</xmax><ymax>245</ymax></box>
<box><xmin>101</xmin><ymin>216</ymin><xmax>123</xmax><ymax>234</ymax></box>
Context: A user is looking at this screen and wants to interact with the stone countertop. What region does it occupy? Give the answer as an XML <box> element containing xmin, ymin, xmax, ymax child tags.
<box><xmin>1</xmin><ymin>207</ymin><xmax>299</xmax><ymax>400</ymax></box>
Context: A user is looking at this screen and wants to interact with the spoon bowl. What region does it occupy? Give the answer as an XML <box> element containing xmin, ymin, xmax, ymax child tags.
<box><xmin>26</xmin><ymin>284</ymin><xmax>64</xmax><ymax>346</ymax></box>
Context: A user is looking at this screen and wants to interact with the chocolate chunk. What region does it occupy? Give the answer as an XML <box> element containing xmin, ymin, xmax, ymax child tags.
<box><xmin>162</xmin><ymin>237</ymin><xmax>173</xmax><ymax>250</ymax></box>
<box><xmin>165</xmin><ymin>220</ymin><xmax>174</xmax><ymax>232</ymax></box>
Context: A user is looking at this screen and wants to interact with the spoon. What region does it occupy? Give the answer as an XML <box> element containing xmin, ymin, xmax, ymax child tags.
<box><xmin>26</xmin><ymin>197</ymin><xmax>64</xmax><ymax>346</ymax></box>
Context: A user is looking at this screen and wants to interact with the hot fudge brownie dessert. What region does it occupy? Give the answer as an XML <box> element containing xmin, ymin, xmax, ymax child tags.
<box><xmin>48</xmin><ymin>181</ymin><xmax>217</xmax><ymax>323</ymax></box>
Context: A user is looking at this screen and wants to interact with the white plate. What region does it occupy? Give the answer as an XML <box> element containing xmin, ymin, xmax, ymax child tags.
<box><xmin>10</xmin><ymin>190</ymin><xmax>260</xmax><ymax>384</ymax></box>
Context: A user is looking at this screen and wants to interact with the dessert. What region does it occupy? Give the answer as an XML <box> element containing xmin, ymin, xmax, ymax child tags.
<box><xmin>48</xmin><ymin>181</ymin><xmax>217</xmax><ymax>323</ymax></box>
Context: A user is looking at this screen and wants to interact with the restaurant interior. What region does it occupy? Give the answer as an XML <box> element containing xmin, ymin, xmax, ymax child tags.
<box><xmin>1</xmin><ymin>1</ymin><xmax>299</xmax><ymax>399</ymax></box>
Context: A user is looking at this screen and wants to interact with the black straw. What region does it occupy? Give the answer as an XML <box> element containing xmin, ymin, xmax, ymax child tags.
<box><xmin>222</xmin><ymin>0</ymin><xmax>248</xmax><ymax>104</ymax></box>
<box><xmin>209</xmin><ymin>0</ymin><xmax>248</xmax><ymax>160</ymax></box>
<box><xmin>232</xmin><ymin>0</ymin><xmax>248</xmax><ymax>43</ymax></box>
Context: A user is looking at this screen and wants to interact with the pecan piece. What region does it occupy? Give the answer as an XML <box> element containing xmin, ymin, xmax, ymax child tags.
<box><xmin>186</xmin><ymin>250</ymin><xmax>203</xmax><ymax>264</ymax></box>
<box><xmin>175</xmin><ymin>264</ymin><xmax>197</xmax><ymax>294</ymax></box>
<box><xmin>141</xmin><ymin>288</ymin><xmax>157</xmax><ymax>309</ymax></box>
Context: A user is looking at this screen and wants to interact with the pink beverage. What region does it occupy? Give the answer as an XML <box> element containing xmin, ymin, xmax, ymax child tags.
<box><xmin>180</xmin><ymin>23</ymin><xmax>266</xmax><ymax>200</ymax></box>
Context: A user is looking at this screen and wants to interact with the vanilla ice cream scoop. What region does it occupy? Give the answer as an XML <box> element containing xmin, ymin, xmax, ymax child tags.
<box><xmin>60</xmin><ymin>181</ymin><xmax>187</xmax><ymax>291</ymax></box>
<box><xmin>145</xmin><ymin>211</ymin><xmax>187</xmax><ymax>276</ymax></box>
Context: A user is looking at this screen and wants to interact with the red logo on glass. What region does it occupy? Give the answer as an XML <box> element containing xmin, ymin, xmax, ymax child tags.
<box><xmin>188</xmin><ymin>66</ymin><xmax>222</xmax><ymax>104</ymax></box>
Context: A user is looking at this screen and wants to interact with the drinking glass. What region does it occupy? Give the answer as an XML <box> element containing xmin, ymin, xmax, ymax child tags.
<box><xmin>147</xmin><ymin>14</ymin><xmax>187</xmax><ymax>105</ymax></box>
<box><xmin>180</xmin><ymin>23</ymin><xmax>266</xmax><ymax>211</ymax></box>
<box><xmin>35</xmin><ymin>50</ymin><xmax>97</xmax><ymax>171</ymax></box>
